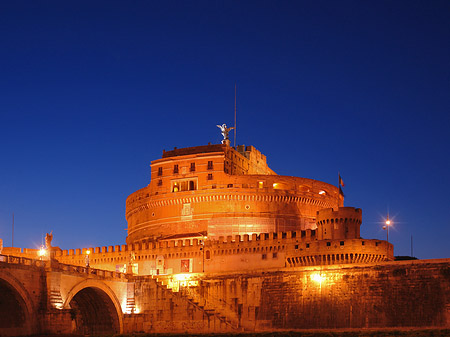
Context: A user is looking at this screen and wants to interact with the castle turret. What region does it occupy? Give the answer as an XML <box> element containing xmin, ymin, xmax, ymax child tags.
<box><xmin>316</xmin><ymin>207</ymin><xmax>362</xmax><ymax>240</ymax></box>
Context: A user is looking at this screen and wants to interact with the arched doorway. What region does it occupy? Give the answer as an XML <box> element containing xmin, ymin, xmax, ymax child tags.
<box><xmin>0</xmin><ymin>278</ymin><xmax>30</xmax><ymax>336</ymax></box>
<box><xmin>69</xmin><ymin>287</ymin><xmax>120</xmax><ymax>335</ymax></box>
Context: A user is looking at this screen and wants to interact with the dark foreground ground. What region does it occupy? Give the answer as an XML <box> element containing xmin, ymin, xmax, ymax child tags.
<box><xmin>30</xmin><ymin>329</ymin><xmax>450</xmax><ymax>337</ymax></box>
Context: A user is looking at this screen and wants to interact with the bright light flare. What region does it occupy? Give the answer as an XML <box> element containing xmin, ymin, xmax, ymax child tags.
<box><xmin>38</xmin><ymin>247</ymin><xmax>47</xmax><ymax>258</ymax></box>
<box><xmin>173</xmin><ymin>273</ymin><xmax>192</xmax><ymax>282</ymax></box>
<box><xmin>310</xmin><ymin>273</ymin><xmax>324</xmax><ymax>284</ymax></box>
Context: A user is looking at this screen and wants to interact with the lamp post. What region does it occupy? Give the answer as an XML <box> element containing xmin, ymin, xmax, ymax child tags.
<box><xmin>383</xmin><ymin>215</ymin><xmax>391</xmax><ymax>260</ymax></box>
<box><xmin>85</xmin><ymin>250</ymin><xmax>91</xmax><ymax>268</ymax></box>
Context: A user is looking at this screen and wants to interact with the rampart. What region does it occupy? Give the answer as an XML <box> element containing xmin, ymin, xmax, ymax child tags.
<box><xmin>2</xmin><ymin>253</ymin><xmax>449</xmax><ymax>333</ymax></box>
<box><xmin>6</xmin><ymin>229</ymin><xmax>392</xmax><ymax>275</ymax></box>
<box><xmin>153</xmin><ymin>258</ymin><xmax>450</xmax><ymax>330</ymax></box>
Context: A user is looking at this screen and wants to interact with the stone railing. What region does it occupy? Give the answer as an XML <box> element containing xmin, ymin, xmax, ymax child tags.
<box><xmin>0</xmin><ymin>254</ymin><xmax>127</xmax><ymax>280</ymax></box>
<box><xmin>0</xmin><ymin>254</ymin><xmax>46</xmax><ymax>267</ymax></box>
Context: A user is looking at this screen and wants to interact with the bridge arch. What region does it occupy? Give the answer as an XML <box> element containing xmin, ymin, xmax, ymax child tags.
<box><xmin>64</xmin><ymin>279</ymin><xmax>124</xmax><ymax>335</ymax></box>
<box><xmin>0</xmin><ymin>271</ymin><xmax>35</xmax><ymax>336</ymax></box>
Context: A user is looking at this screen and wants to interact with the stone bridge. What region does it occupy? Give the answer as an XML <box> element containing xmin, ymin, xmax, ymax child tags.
<box><xmin>0</xmin><ymin>254</ymin><xmax>133</xmax><ymax>336</ymax></box>
<box><xmin>0</xmin><ymin>254</ymin><xmax>233</xmax><ymax>336</ymax></box>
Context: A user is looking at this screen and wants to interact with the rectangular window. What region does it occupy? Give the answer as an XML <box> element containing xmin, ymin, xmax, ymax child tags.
<box><xmin>157</xmin><ymin>179</ymin><xmax>162</xmax><ymax>186</ymax></box>
<box><xmin>173</xmin><ymin>165</ymin><xmax>179</xmax><ymax>174</ymax></box>
<box><xmin>340</xmin><ymin>241</ymin><xmax>345</xmax><ymax>246</ymax></box>
<box><xmin>272</xmin><ymin>252</ymin><xmax>278</xmax><ymax>259</ymax></box>
<box><xmin>306</xmin><ymin>243</ymin><xmax>310</xmax><ymax>248</ymax></box>
<box><xmin>157</xmin><ymin>167</ymin><xmax>163</xmax><ymax>176</ymax></box>
<box><xmin>262</xmin><ymin>253</ymin><xmax>267</xmax><ymax>260</ymax></box>
<box><xmin>227</xmin><ymin>183</ymin><xmax>233</xmax><ymax>188</ymax></box>
<box><xmin>207</xmin><ymin>173</ymin><xmax>213</xmax><ymax>180</ymax></box>
<box><xmin>326</xmin><ymin>242</ymin><xmax>331</xmax><ymax>247</ymax></box>
<box><xmin>207</xmin><ymin>161</ymin><xmax>213</xmax><ymax>170</ymax></box>
<box><xmin>294</xmin><ymin>244</ymin><xmax>299</xmax><ymax>249</ymax></box>
<box><xmin>190</xmin><ymin>162</ymin><xmax>195</xmax><ymax>172</ymax></box>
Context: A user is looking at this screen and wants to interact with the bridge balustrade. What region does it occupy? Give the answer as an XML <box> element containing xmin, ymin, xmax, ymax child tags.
<box><xmin>0</xmin><ymin>254</ymin><xmax>127</xmax><ymax>279</ymax></box>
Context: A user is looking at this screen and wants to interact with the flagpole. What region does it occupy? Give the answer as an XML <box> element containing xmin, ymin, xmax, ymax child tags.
<box><xmin>338</xmin><ymin>172</ymin><xmax>341</xmax><ymax>204</ymax></box>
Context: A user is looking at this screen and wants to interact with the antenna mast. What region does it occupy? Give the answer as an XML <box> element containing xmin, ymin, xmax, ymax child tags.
<box><xmin>234</xmin><ymin>82</ymin><xmax>237</xmax><ymax>149</ymax></box>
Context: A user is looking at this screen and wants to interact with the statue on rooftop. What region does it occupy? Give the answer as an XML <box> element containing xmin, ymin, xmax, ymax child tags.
<box><xmin>45</xmin><ymin>231</ymin><xmax>53</xmax><ymax>249</ymax></box>
<box><xmin>217</xmin><ymin>123</ymin><xmax>235</xmax><ymax>144</ymax></box>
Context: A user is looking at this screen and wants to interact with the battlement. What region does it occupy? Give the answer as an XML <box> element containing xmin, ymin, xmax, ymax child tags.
<box><xmin>46</xmin><ymin>228</ymin><xmax>393</xmax><ymax>275</ymax></box>
<box><xmin>316</xmin><ymin>207</ymin><xmax>362</xmax><ymax>240</ymax></box>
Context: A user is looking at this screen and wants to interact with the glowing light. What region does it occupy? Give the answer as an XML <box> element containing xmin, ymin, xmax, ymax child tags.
<box><xmin>310</xmin><ymin>273</ymin><xmax>324</xmax><ymax>284</ymax></box>
<box><xmin>386</xmin><ymin>220</ymin><xmax>391</xmax><ymax>226</ymax></box>
<box><xmin>173</xmin><ymin>273</ymin><xmax>192</xmax><ymax>282</ymax></box>
<box><xmin>318</xmin><ymin>190</ymin><xmax>326</xmax><ymax>195</ymax></box>
<box><xmin>38</xmin><ymin>246</ymin><xmax>47</xmax><ymax>258</ymax></box>
<box><xmin>258</xmin><ymin>181</ymin><xmax>263</xmax><ymax>188</ymax></box>
<box><xmin>86</xmin><ymin>250</ymin><xmax>91</xmax><ymax>255</ymax></box>
<box><xmin>273</xmin><ymin>183</ymin><xmax>278</xmax><ymax>188</ymax></box>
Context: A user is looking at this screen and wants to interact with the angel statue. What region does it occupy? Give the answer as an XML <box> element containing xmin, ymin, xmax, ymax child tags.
<box><xmin>217</xmin><ymin>123</ymin><xmax>235</xmax><ymax>144</ymax></box>
<box><xmin>45</xmin><ymin>231</ymin><xmax>53</xmax><ymax>249</ymax></box>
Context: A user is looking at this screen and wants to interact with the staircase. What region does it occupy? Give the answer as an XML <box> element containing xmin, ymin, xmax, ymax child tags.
<box><xmin>154</xmin><ymin>277</ymin><xmax>243</xmax><ymax>331</ymax></box>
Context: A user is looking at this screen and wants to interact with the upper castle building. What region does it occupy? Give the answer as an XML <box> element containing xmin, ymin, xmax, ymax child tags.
<box><xmin>125</xmin><ymin>143</ymin><xmax>344</xmax><ymax>245</ymax></box>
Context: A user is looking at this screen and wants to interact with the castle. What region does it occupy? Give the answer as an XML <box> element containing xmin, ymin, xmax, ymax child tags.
<box><xmin>4</xmin><ymin>136</ymin><xmax>392</xmax><ymax>273</ymax></box>
<box><xmin>2</xmin><ymin>133</ymin><xmax>450</xmax><ymax>336</ymax></box>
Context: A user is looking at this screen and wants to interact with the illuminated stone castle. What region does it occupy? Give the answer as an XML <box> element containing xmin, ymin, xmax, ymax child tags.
<box><xmin>43</xmin><ymin>140</ymin><xmax>391</xmax><ymax>274</ymax></box>
<box><xmin>5</xmin><ymin>137</ymin><xmax>450</xmax><ymax>337</ymax></box>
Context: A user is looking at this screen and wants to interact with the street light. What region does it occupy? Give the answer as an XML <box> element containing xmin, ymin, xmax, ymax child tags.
<box><xmin>382</xmin><ymin>215</ymin><xmax>391</xmax><ymax>260</ymax></box>
<box><xmin>382</xmin><ymin>215</ymin><xmax>391</xmax><ymax>243</ymax></box>
<box><xmin>85</xmin><ymin>250</ymin><xmax>91</xmax><ymax>268</ymax></box>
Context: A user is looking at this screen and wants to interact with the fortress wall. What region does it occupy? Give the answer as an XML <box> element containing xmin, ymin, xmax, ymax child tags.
<box><xmin>174</xmin><ymin>259</ymin><xmax>450</xmax><ymax>330</ymax></box>
<box><xmin>49</xmin><ymin>231</ymin><xmax>392</xmax><ymax>274</ymax></box>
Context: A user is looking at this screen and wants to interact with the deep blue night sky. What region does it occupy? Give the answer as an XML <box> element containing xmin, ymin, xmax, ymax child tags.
<box><xmin>1</xmin><ymin>1</ymin><xmax>449</xmax><ymax>259</ymax></box>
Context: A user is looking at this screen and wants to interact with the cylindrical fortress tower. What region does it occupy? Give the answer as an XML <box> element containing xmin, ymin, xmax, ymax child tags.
<box><xmin>316</xmin><ymin>207</ymin><xmax>362</xmax><ymax>240</ymax></box>
<box><xmin>125</xmin><ymin>144</ymin><xmax>344</xmax><ymax>245</ymax></box>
